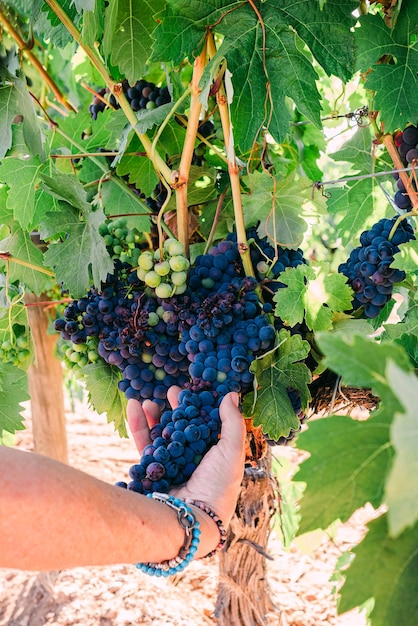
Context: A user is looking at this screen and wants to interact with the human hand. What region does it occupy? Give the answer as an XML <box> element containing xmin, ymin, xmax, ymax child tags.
<box><xmin>127</xmin><ymin>387</ymin><xmax>246</xmax><ymax>529</ymax></box>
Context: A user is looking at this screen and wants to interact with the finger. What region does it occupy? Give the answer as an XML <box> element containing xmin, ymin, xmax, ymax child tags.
<box><xmin>142</xmin><ymin>399</ymin><xmax>161</xmax><ymax>428</ymax></box>
<box><xmin>167</xmin><ymin>385</ymin><xmax>181</xmax><ymax>409</ymax></box>
<box><xmin>127</xmin><ymin>399</ymin><xmax>152</xmax><ymax>451</ymax></box>
<box><xmin>219</xmin><ymin>392</ymin><xmax>246</xmax><ymax>455</ymax></box>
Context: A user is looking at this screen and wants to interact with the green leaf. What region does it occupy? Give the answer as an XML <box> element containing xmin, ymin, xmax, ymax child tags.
<box><xmin>0</xmin><ymin>363</ymin><xmax>29</xmax><ymax>436</ymax></box>
<box><xmin>242</xmin><ymin>329</ymin><xmax>311</xmax><ymax>440</ymax></box>
<box><xmin>296</xmin><ymin>407</ymin><xmax>393</xmax><ymax>533</ymax></box>
<box><xmin>242</xmin><ymin>171</ymin><xmax>318</xmax><ymax>248</ymax></box>
<box><xmin>339</xmin><ymin>514</ymin><xmax>418</xmax><ymax>626</ymax></box>
<box><xmin>385</xmin><ymin>362</ymin><xmax>418</xmax><ymax>537</ymax></box>
<box><xmin>39</xmin><ymin>173</ymin><xmax>113</xmax><ymax>296</ymax></box>
<box><xmin>0</xmin><ymin>226</ymin><xmax>52</xmax><ymax>293</ymax></box>
<box><xmin>273</xmin><ymin>264</ymin><xmax>353</xmax><ymax>331</ymax></box>
<box><xmin>277</xmin><ymin>0</ymin><xmax>357</xmax><ymax>80</ymax></box>
<box><xmin>0</xmin><ymin>70</ymin><xmax>44</xmax><ymax>159</ymax></box>
<box><xmin>103</xmin><ymin>0</ymin><xmax>165</xmax><ymax>84</ymax></box>
<box><xmin>315</xmin><ymin>333</ymin><xmax>412</xmax><ymax>402</ymax></box>
<box><xmin>35</xmin><ymin>0</ymin><xmax>79</xmax><ymax>47</ymax></box>
<box><xmin>115</xmin><ymin>134</ymin><xmax>158</xmax><ymax>196</ymax></box>
<box><xmin>0</xmin><ymin>157</ymin><xmax>44</xmax><ymax>230</ymax></box>
<box><xmin>391</xmin><ymin>239</ymin><xmax>418</xmax><ymax>273</ymax></box>
<box><xmin>82</xmin><ymin>361</ymin><xmax>127</xmax><ymax>437</ymax></box>
<box><xmin>99</xmin><ymin>180</ymin><xmax>152</xmax><ymax>231</ymax></box>
<box><xmin>355</xmin><ymin>1</ymin><xmax>418</xmax><ymax>132</ymax></box>
<box><xmin>327</xmin><ymin>126</ymin><xmax>383</xmax><ymax>246</ymax></box>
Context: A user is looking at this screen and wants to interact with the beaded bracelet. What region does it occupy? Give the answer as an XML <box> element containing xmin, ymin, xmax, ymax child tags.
<box><xmin>185</xmin><ymin>499</ymin><xmax>227</xmax><ymax>557</ymax></box>
<box><xmin>136</xmin><ymin>493</ymin><xmax>201</xmax><ymax>577</ymax></box>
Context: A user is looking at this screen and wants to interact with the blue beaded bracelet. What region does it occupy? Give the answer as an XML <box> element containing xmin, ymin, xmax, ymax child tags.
<box><xmin>136</xmin><ymin>493</ymin><xmax>201</xmax><ymax>577</ymax></box>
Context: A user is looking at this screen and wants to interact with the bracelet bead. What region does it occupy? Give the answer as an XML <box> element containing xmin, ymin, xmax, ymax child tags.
<box><xmin>185</xmin><ymin>499</ymin><xmax>227</xmax><ymax>557</ymax></box>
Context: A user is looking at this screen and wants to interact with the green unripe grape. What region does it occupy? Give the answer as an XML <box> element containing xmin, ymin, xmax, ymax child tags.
<box><xmin>137</xmin><ymin>267</ymin><xmax>148</xmax><ymax>281</ymax></box>
<box><xmin>141</xmin><ymin>352</ymin><xmax>153</xmax><ymax>364</ymax></box>
<box><xmin>114</xmin><ymin>228</ymin><xmax>127</xmax><ymax>239</ymax></box>
<box><xmin>103</xmin><ymin>234</ymin><xmax>114</xmax><ymax>247</ymax></box>
<box><xmin>257</xmin><ymin>261</ymin><xmax>269</xmax><ymax>275</ymax></box>
<box><xmin>17</xmin><ymin>349</ymin><xmax>30</xmax><ymax>362</ymax></box>
<box><xmin>88</xmin><ymin>350</ymin><xmax>99</xmax><ymax>362</ymax></box>
<box><xmin>119</xmin><ymin>253</ymin><xmax>130</xmax><ymax>264</ymax></box>
<box><xmin>138</xmin><ymin>252</ymin><xmax>154</xmax><ymax>271</ymax></box>
<box><xmin>1</xmin><ymin>341</ymin><xmax>12</xmax><ymax>351</ymax></box>
<box><xmin>217</xmin><ymin>371</ymin><xmax>227</xmax><ymax>383</ymax></box>
<box><xmin>164</xmin><ymin>239</ymin><xmax>184</xmax><ymax>256</ymax></box>
<box><xmin>155</xmin><ymin>282</ymin><xmax>172</xmax><ymax>299</ymax></box>
<box><xmin>65</xmin><ymin>347</ymin><xmax>73</xmax><ymax>359</ymax></box>
<box><xmin>154</xmin><ymin>369</ymin><xmax>166</xmax><ymax>381</ymax></box>
<box><xmin>16</xmin><ymin>335</ymin><xmax>28</xmax><ymax>349</ymax></box>
<box><xmin>169</xmin><ymin>255</ymin><xmax>189</xmax><ymax>272</ymax></box>
<box><xmin>144</xmin><ymin>271</ymin><xmax>161</xmax><ymax>288</ymax></box>
<box><xmin>148</xmin><ymin>311</ymin><xmax>160</xmax><ymax>326</ymax></box>
<box><xmin>125</xmin><ymin>232</ymin><xmax>136</xmax><ymax>244</ymax></box>
<box><xmin>131</xmin><ymin>248</ymin><xmax>141</xmax><ymax>264</ymax></box>
<box><xmin>162</xmin><ymin>310</ymin><xmax>173</xmax><ymax>323</ymax></box>
<box><xmin>153</xmin><ymin>248</ymin><xmax>162</xmax><ymax>261</ymax></box>
<box><xmin>98</xmin><ymin>223</ymin><xmax>108</xmax><ymax>236</ymax></box>
<box><xmin>201</xmin><ymin>277</ymin><xmax>214</xmax><ymax>289</ymax></box>
<box><xmin>171</xmin><ymin>271</ymin><xmax>187</xmax><ymax>286</ymax></box>
<box><xmin>173</xmin><ymin>283</ymin><xmax>187</xmax><ymax>295</ymax></box>
<box><xmin>194</xmin><ymin>143</ymin><xmax>206</xmax><ymax>157</ymax></box>
<box><xmin>156</xmin><ymin>306</ymin><xmax>165</xmax><ymax>318</ymax></box>
<box><xmin>146</xmin><ymin>100</ymin><xmax>156</xmax><ymax>110</ymax></box>
<box><xmin>69</xmin><ymin>351</ymin><xmax>81</xmax><ymax>363</ymax></box>
<box><xmin>113</xmin><ymin>244</ymin><xmax>123</xmax><ymax>255</ymax></box>
<box><xmin>73</xmin><ymin>343</ymin><xmax>86</xmax><ymax>353</ymax></box>
<box><xmin>78</xmin><ymin>356</ymin><xmax>88</xmax><ymax>368</ymax></box>
<box><xmin>154</xmin><ymin>260</ymin><xmax>171</xmax><ymax>276</ymax></box>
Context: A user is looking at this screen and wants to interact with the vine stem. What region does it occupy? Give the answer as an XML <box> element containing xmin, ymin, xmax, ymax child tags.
<box><xmin>174</xmin><ymin>44</ymin><xmax>207</xmax><ymax>255</ymax></box>
<box><xmin>382</xmin><ymin>133</ymin><xmax>418</xmax><ymax>211</ymax></box>
<box><xmin>206</xmin><ymin>34</ymin><xmax>255</xmax><ymax>278</ymax></box>
<box><xmin>43</xmin><ymin>0</ymin><xmax>173</xmax><ymax>187</ymax></box>
<box><xmin>0</xmin><ymin>252</ymin><xmax>55</xmax><ymax>276</ymax></box>
<box><xmin>0</xmin><ymin>7</ymin><xmax>77</xmax><ymax>112</ymax></box>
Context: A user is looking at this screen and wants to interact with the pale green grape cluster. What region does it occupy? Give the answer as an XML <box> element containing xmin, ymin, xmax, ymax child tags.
<box><xmin>136</xmin><ymin>238</ymin><xmax>190</xmax><ymax>298</ymax></box>
<box><xmin>0</xmin><ymin>334</ymin><xmax>31</xmax><ymax>366</ymax></box>
<box><xmin>99</xmin><ymin>218</ymin><xmax>142</xmax><ymax>265</ymax></box>
<box><xmin>60</xmin><ymin>336</ymin><xmax>100</xmax><ymax>371</ymax></box>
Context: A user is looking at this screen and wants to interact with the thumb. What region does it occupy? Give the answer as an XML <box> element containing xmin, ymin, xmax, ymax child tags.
<box><xmin>218</xmin><ymin>392</ymin><xmax>246</xmax><ymax>453</ymax></box>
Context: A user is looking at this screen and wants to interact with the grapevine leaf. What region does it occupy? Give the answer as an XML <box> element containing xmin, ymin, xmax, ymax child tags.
<box><xmin>0</xmin><ymin>70</ymin><xmax>44</xmax><ymax>159</ymax></box>
<box><xmin>0</xmin><ymin>158</ymin><xmax>43</xmax><ymax>230</ymax></box>
<box><xmin>0</xmin><ymin>363</ymin><xmax>29</xmax><ymax>436</ymax></box>
<box><xmin>276</xmin><ymin>0</ymin><xmax>357</xmax><ymax>81</ymax></box>
<box><xmin>242</xmin><ymin>330</ymin><xmax>311</xmax><ymax>440</ymax></box>
<box><xmin>103</xmin><ymin>0</ymin><xmax>165</xmax><ymax>84</ymax></box>
<box><xmin>315</xmin><ymin>332</ymin><xmax>412</xmax><ymax>402</ymax></box>
<box><xmin>242</xmin><ymin>171</ymin><xmax>317</xmax><ymax>248</ymax></box>
<box><xmin>339</xmin><ymin>514</ymin><xmax>418</xmax><ymax>626</ymax></box>
<box><xmin>82</xmin><ymin>361</ymin><xmax>127</xmax><ymax>437</ymax></box>
<box><xmin>327</xmin><ymin>126</ymin><xmax>380</xmax><ymax>246</ymax></box>
<box><xmin>391</xmin><ymin>239</ymin><xmax>418</xmax><ymax>272</ymax></box>
<box><xmin>355</xmin><ymin>1</ymin><xmax>418</xmax><ymax>132</ymax></box>
<box><xmin>383</xmin><ymin>302</ymin><xmax>418</xmax><ymax>340</ymax></box>
<box><xmin>115</xmin><ymin>135</ymin><xmax>158</xmax><ymax>196</ymax></box>
<box><xmin>273</xmin><ymin>264</ymin><xmax>354</xmax><ymax>331</ymax></box>
<box><xmin>296</xmin><ymin>406</ymin><xmax>393</xmax><ymax>533</ymax></box>
<box><xmin>39</xmin><ymin>173</ymin><xmax>113</xmax><ymax>296</ymax></box>
<box><xmin>99</xmin><ymin>181</ymin><xmax>152</xmax><ymax>231</ymax></box>
<box><xmin>384</xmin><ymin>362</ymin><xmax>418</xmax><ymax>537</ymax></box>
<box><xmin>35</xmin><ymin>0</ymin><xmax>79</xmax><ymax>47</ymax></box>
<box><xmin>83</xmin><ymin>0</ymin><xmax>105</xmax><ymax>47</ymax></box>
<box><xmin>0</xmin><ymin>227</ymin><xmax>52</xmax><ymax>293</ymax></box>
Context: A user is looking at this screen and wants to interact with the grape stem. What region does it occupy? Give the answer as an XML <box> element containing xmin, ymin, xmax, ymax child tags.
<box><xmin>206</xmin><ymin>33</ymin><xmax>255</xmax><ymax>278</ymax></box>
<box><xmin>174</xmin><ymin>44</ymin><xmax>207</xmax><ymax>255</ymax></box>
<box><xmin>0</xmin><ymin>8</ymin><xmax>77</xmax><ymax>113</ymax></box>
<box><xmin>43</xmin><ymin>0</ymin><xmax>173</xmax><ymax>189</ymax></box>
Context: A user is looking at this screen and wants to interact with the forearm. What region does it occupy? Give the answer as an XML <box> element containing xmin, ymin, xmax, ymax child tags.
<box><xmin>0</xmin><ymin>447</ymin><xmax>219</xmax><ymax>571</ymax></box>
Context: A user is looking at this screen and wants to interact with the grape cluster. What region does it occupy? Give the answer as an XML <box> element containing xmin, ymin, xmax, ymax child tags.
<box><xmin>99</xmin><ymin>217</ymin><xmax>142</xmax><ymax>265</ymax></box>
<box><xmin>0</xmin><ymin>334</ymin><xmax>30</xmax><ymax>367</ymax></box>
<box><xmin>393</xmin><ymin>124</ymin><xmax>418</xmax><ymax>211</ymax></box>
<box><xmin>89</xmin><ymin>80</ymin><xmax>171</xmax><ymax>120</ymax></box>
<box><xmin>54</xmin><ymin>230</ymin><xmax>308</xmax><ymax>493</ymax></box>
<box><xmin>338</xmin><ymin>217</ymin><xmax>415</xmax><ymax>318</ymax></box>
